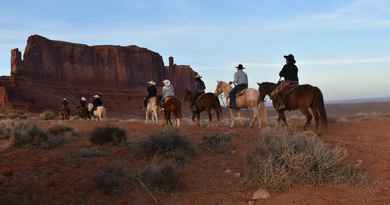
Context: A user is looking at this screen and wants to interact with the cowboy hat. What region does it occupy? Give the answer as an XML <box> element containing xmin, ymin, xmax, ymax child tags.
<box><xmin>284</xmin><ymin>54</ymin><xmax>296</xmax><ymax>63</ymax></box>
<box><xmin>81</xmin><ymin>97</ymin><xmax>87</xmax><ymax>101</ymax></box>
<box><xmin>147</xmin><ymin>80</ymin><xmax>156</xmax><ymax>85</ymax></box>
<box><xmin>195</xmin><ymin>73</ymin><xmax>202</xmax><ymax>78</ymax></box>
<box><xmin>235</xmin><ymin>64</ymin><xmax>245</xmax><ymax>70</ymax></box>
<box><xmin>163</xmin><ymin>79</ymin><xmax>171</xmax><ymax>86</ymax></box>
<box><xmin>63</xmin><ymin>98</ymin><xmax>67</xmax><ymax>101</ymax></box>
<box><xmin>93</xmin><ymin>94</ymin><xmax>100</xmax><ymax>98</ymax></box>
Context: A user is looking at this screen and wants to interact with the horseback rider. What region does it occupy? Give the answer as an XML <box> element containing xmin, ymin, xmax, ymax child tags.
<box><xmin>61</xmin><ymin>98</ymin><xmax>71</xmax><ymax>116</ymax></box>
<box><xmin>92</xmin><ymin>94</ymin><xmax>103</xmax><ymax>111</ymax></box>
<box><xmin>144</xmin><ymin>80</ymin><xmax>157</xmax><ymax>109</ymax></box>
<box><xmin>229</xmin><ymin>64</ymin><xmax>248</xmax><ymax>109</ymax></box>
<box><xmin>161</xmin><ymin>79</ymin><xmax>175</xmax><ymax>108</ymax></box>
<box><xmin>191</xmin><ymin>73</ymin><xmax>206</xmax><ymax>111</ymax></box>
<box><xmin>80</xmin><ymin>97</ymin><xmax>87</xmax><ymax>108</ymax></box>
<box><xmin>273</xmin><ymin>54</ymin><xmax>299</xmax><ymax>110</ymax></box>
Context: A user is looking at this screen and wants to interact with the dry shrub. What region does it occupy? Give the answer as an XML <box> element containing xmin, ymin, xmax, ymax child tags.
<box><xmin>136</xmin><ymin>128</ymin><xmax>196</xmax><ymax>165</ymax></box>
<box><xmin>201</xmin><ymin>133</ymin><xmax>232</xmax><ymax>154</ymax></box>
<box><xmin>247</xmin><ymin>131</ymin><xmax>366</xmax><ymax>191</ymax></box>
<box><xmin>140</xmin><ymin>163</ymin><xmax>180</xmax><ymax>193</ymax></box>
<box><xmin>89</xmin><ymin>127</ymin><xmax>127</xmax><ymax>145</ymax></box>
<box><xmin>39</xmin><ymin>111</ymin><xmax>57</xmax><ymax>120</ymax></box>
<box><xmin>1</xmin><ymin>122</ymin><xmax>67</xmax><ymax>149</ymax></box>
<box><xmin>95</xmin><ymin>161</ymin><xmax>135</xmax><ymax>194</ymax></box>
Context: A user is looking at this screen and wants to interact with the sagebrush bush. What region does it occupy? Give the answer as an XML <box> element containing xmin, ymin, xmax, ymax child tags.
<box><xmin>89</xmin><ymin>127</ymin><xmax>127</xmax><ymax>145</ymax></box>
<box><xmin>11</xmin><ymin>122</ymin><xmax>67</xmax><ymax>149</ymax></box>
<box><xmin>39</xmin><ymin>111</ymin><xmax>57</xmax><ymax>120</ymax></box>
<box><xmin>14</xmin><ymin>123</ymin><xmax>48</xmax><ymax>147</ymax></box>
<box><xmin>201</xmin><ymin>133</ymin><xmax>232</xmax><ymax>153</ymax></box>
<box><xmin>138</xmin><ymin>128</ymin><xmax>196</xmax><ymax>165</ymax></box>
<box><xmin>141</xmin><ymin>163</ymin><xmax>180</xmax><ymax>193</ymax></box>
<box><xmin>247</xmin><ymin>132</ymin><xmax>366</xmax><ymax>191</ymax></box>
<box><xmin>95</xmin><ymin>161</ymin><xmax>134</xmax><ymax>194</ymax></box>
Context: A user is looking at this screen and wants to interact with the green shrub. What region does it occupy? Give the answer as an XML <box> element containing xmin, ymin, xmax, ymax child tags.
<box><xmin>95</xmin><ymin>161</ymin><xmax>134</xmax><ymax>194</ymax></box>
<box><xmin>39</xmin><ymin>111</ymin><xmax>57</xmax><ymax>120</ymax></box>
<box><xmin>13</xmin><ymin>123</ymin><xmax>66</xmax><ymax>149</ymax></box>
<box><xmin>141</xmin><ymin>163</ymin><xmax>180</xmax><ymax>193</ymax></box>
<box><xmin>139</xmin><ymin>128</ymin><xmax>196</xmax><ymax>165</ymax></box>
<box><xmin>247</xmin><ymin>132</ymin><xmax>366</xmax><ymax>191</ymax></box>
<box><xmin>201</xmin><ymin>133</ymin><xmax>232</xmax><ymax>153</ymax></box>
<box><xmin>89</xmin><ymin>127</ymin><xmax>127</xmax><ymax>145</ymax></box>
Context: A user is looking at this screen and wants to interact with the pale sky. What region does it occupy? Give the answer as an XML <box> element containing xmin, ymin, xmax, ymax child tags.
<box><xmin>1</xmin><ymin>0</ymin><xmax>390</xmax><ymax>101</ymax></box>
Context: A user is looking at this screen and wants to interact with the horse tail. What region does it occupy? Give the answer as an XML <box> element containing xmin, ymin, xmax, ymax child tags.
<box><xmin>313</xmin><ymin>87</ymin><xmax>328</xmax><ymax>128</ymax></box>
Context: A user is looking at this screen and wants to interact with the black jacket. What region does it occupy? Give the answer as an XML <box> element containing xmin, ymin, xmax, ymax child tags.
<box><xmin>279</xmin><ymin>64</ymin><xmax>299</xmax><ymax>82</ymax></box>
<box><xmin>93</xmin><ymin>98</ymin><xmax>103</xmax><ymax>107</ymax></box>
<box><xmin>193</xmin><ymin>79</ymin><xmax>206</xmax><ymax>93</ymax></box>
<box><xmin>147</xmin><ymin>85</ymin><xmax>157</xmax><ymax>97</ymax></box>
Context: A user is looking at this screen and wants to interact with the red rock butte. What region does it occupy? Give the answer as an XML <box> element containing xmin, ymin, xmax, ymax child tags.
<box><xmin>0</xmin><ymin>35</ymin><xmax>198</xmax><ymax>115</ymax></box>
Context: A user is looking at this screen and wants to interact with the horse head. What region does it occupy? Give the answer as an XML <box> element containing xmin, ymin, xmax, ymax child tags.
<box><xmin>257</xmin><ymin>82</ymin><xmax>277</xmax><ymax>101</ymax></box>
<box><xmin>215</xmin><ymin>81</ymin><xmax>230</xmax><ymax>96</ymax></box>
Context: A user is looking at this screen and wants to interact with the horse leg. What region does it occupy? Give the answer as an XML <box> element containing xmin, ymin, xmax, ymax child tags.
<box><xmin>249</xmin><ymin>107</ymin><xmax>257</xmax><ymax>128</ymax></box>
<box><xmin>312</xmin><ymin>108</ymin><xmax>320</xmax><ymax>130</ymax></box>
<box><xmin>280</xmin><ymin>111</ymin><xmax>288</xmax><ymax>127</ymax></box>
<box><xmin>215</xmin><ymin>106</ymin><xmax>221</xmax><ymax>121</ymax></box>
<box><xmin>258</xmin><ymin>102</ymin><xmax>267</xmax><ymax>128</ymax></box>
<box><xmin>208</xmin><ymin>109</ymin><xmax>213</xmax><ymax>122</ymax></box>
<box><xmin>229</xmin><ymin>108</ymin><xmax>235</xmax><ymax>128</ymax></box>
<box><xmin>145</xmin><ymin>110</ymin><xmax>149</xmax><ymax>124</ymax></box>
<box><xmin>300</xmin><ymin>108</ymin><xmax>313</xmax><ymax>130</ymax></box>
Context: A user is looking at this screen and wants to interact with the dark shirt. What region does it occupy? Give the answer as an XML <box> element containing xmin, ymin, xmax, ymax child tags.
<box><xmin>147</xmin><ymin>85</ymin><xmax>157</xmax><ymax>97</ymax></box>
<box><xmin>93</xmin><ymin>98</ymin><xmax>103</xmax><ymax>107</ymax></box>
<box><xmin>279</xmin><ymin>64</ymin><xmax>299</xmax><ymax>82</ymax></box>
<box><xmin>193</xmin><ymin>79</ymin><xmax>206</xmax><ymax>93</ymax></box>
<box><xmin>80</xmin><ymin>100</ymin><xmax>87</xmax><ymax>108</ymax></box>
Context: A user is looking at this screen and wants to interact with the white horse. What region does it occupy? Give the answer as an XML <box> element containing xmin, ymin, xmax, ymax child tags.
<box><xmin>145</xmin><ymin>96</ymin><xmax>159</xmax><ymax>124</ymax></box>
<box><xmin>88</xmin><ymin>103</ymin><xmax>106</xmax><ymax>121</ymax></box>
<box><xmin>215</xmin><ymin>81</ymin><xmax>268</xmax><ymax>128</ymax></box>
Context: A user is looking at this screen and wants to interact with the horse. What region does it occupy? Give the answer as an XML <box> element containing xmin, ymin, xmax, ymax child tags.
<box><xmin>145</xmin><ymin>96</ymin><xmax>159</xmax><ymax>124</ymax></box>
<box><xmin>59</xmin><ymin>107</ymin><xmax>70</xmax><ymax>120</ymax></box>
<box><xmin>163</xmin><ymin>96</ymin><xmax>182</xmax><ymax>127</ymax></box>
<box><xmin>77</xmin><ymin>106</ymin><xmax>91</xmax><ymax>120</ymax></box>
<box><xmin>215</xmin><ymin>81</ymin><xmax>267</xmax><ymax>128</ymax></box>
<box><xmin>184</xmin><ymin>89</ymin><xmax>222</xmax><ymax>126</ymax></box>
<box><xmin>257</xmin><ymin>82</ymin><xmax>327</xmax><ymax>130</ymax></box>
<box><xmin>88</xmin><ymin>103</ymin><xmax>106</xmax><ymax>121</ymax></box>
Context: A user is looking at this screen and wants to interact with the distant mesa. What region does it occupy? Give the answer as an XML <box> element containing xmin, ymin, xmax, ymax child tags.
<box><xmin>0</xmin><ymin>34</ymin><xmax>197</xmax><ymax>113</ymax></box>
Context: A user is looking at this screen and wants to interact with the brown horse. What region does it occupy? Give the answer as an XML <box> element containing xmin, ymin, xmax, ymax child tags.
<box><xmin>184</xmin><ymin>90</ymin><xmax>222</xmax><ymax>126</ymax></box>
<box><xmin>163</xmin><ymin>96</ymin><xmax>182</xmax><ymax>127</ymax></box>
<box><xmin>257</xmin><ymin>82</ymin><xmax>327</xmax><ymax>130</ymax></box>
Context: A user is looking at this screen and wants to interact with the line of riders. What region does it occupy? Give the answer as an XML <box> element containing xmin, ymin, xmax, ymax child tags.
<box><xmin>60</xmin><ymin>54</ymin><xmax>327</xmax><ymax>130</ymax></box>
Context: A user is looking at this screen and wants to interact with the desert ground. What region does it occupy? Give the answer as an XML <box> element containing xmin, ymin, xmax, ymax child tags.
<box><xmin>1</xmin><ymin>102</ymin><xmax>390</xmax><ymax>205</ymax></box>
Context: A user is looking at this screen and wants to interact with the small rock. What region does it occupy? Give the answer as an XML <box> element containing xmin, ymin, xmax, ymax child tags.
<box><xmin>234</xmin><ymin>172</ymin><xmax>241</xmax><ymax>178</ymax></box>
<box><xmin>252</xmin><ymin>188</ymin><xmax>270</xmax><ymax>200</ymax></box>
<box><xmin>225</xmin><ymin>169</ymin><xmax>232</xmax><ymax>174</ymax></box>
<box><xmin>248</xmin><ymin>200</ymin><xmax>255</xmax><ymax>205</ymax></box>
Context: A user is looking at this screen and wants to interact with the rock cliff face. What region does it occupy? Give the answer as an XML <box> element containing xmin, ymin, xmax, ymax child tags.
<box><xmin>0</xmin><ymin>35</ymin><xmax>197</xmax><ymax>115</ymax></box>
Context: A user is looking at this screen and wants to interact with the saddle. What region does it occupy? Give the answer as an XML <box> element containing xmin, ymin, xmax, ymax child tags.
<box><xmin>236</xmin><ymin>89</ymin><xmax>247</xmax><ymax>97</ymax></box>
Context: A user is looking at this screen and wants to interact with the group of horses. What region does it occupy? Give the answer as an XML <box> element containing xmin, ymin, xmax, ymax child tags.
<box><xmin>146</xmin><ymin>81</ymin><xmax>328</xmax><ymax>131</ymax></box>
<box><xmin>60</xmin><ymin>102</ymin><xmax>106</xmax><ymax>121</ymax></box>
